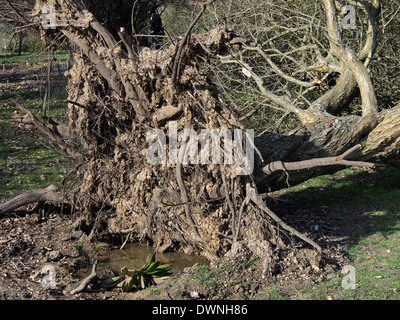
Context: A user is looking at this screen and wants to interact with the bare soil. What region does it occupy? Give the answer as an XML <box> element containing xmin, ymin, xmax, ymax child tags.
<box><xmin>0</xmin><ymin>62</ymin><xmax>47</xmax><ymax>93</ymax></box>
<box><xmin>0</xmin><ymin>199</ymin><xmax>347</xmax><ymax>300</ymax></box>
<box><xmin>0</xmin><ymin>205</ymin><xmax>145</xmax><ymax>300</ymax></box>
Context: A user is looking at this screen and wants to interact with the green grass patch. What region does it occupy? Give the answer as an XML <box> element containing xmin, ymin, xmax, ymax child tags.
<box><xmin>1</xmin><ymin>51</ymin><xmax>70</xmax><ymax>66</ymax></box>
<box><xmin>190</xmin><ymin>257</ymin><xmax>260</xmax><ymax>299</ymax></box>
<box><xmin>277</xmin><ymin>166</ymin><xmax>400</xmax><ymax>300</ymax></box>
<box><xmin>0</xmin><ymin>89</ymin><xmax>71</xmax><ymax>200</ymax></box>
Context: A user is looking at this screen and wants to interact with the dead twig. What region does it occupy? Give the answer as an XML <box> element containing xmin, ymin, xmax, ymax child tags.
<box><xmin>70</xmin><ymin>261</ymin><xmax>98</xmax><ymax>295</ymax></box>
<box><xmin>120</xmin><ymin>232</ymin><xmax>132</xmax><ymax>250</ymax></box>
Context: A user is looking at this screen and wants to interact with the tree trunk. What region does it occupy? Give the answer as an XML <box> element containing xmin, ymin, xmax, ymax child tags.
<box><xmin>254</xmin><ymin>104</ymin><xmax>400</xmax><ymax>191</ymax></box>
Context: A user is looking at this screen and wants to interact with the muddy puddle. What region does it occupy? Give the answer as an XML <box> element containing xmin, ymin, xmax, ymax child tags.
<box><xmin>97</xmin><ymin>243</ymin><xmax>209</xmax><ymax>275</ymax></box>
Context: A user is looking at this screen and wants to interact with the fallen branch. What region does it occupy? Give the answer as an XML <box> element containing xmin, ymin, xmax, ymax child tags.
<box><xmin>263</xmin><ymin>144</ymin><xmax>375</xmax><ymax>176</ymax></box>
<box><xmin>0</xmin><ymin>185</ymin><xmax>63</xmax><ymax>216</ymax></box>
<box><xmin>70</xmin><ymin>261</ymin><xmax>98</xmax><ymax>295</ymax></box>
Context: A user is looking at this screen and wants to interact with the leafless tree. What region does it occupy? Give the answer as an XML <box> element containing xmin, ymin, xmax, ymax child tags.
<box><xmin>0</xmin><ymin>0</ymin><xmax>36</xmax><ymax>54</ymax></box>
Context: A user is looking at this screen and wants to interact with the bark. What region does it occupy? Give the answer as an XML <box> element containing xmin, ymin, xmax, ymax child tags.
<box><xmin>254</xmin><ymin>104</ymin><xmax>400</xmax><ymax>191</ymax></box>
<box><xmin>262</xmin><ymin>145</ymin><xmax>375</xmax><ymax>176</ymax></box>
<box><xmin>0</xmin><ymin>185</ymin><xmax>63</xmax><ymax>216</ymax></box>
<box><xmin>313</xmin><ymin>68</ymin><xmax>358</xmax><ymax>115</ymax></box>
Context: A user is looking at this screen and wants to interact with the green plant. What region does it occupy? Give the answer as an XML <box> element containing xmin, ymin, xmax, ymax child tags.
<box><xmin>101</xmin><ymin>253</ymin><xmax>173</xmax><ymax>292</ymax></box>
<box><xmin>192</xmin><ymin>264</ymin><xmax>219</xmax><ymax>290</ymax></box>
<box><xmin>69</xmin><ymin>240</ymin><xmax>101</xmax><ymax>267</ymax></box>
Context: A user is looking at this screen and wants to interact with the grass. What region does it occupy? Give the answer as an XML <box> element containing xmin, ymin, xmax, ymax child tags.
<box><xmin>274</xmin><ymin>166</ymin><xmax>400</xmax><ymax>300</ymax></box>
<box><xmin>0</xmin><ymin>60</ymin><xmax>71</xmax><ymax>200</ymax></box>
<box><xmin>190</xmin><ymin>257</ymin><xmax>259</xmax><ymax>299</ymax></box>
<box><xmin>1</xmin><ymin>51</ymin><xmax>70</xmax><ymax>66</ymax></box>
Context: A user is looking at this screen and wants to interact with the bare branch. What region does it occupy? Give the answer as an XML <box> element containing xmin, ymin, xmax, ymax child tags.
<box><xmin>244</xmin><ymin>45</ymin><xmax>321</xmax><ymax>88</ymax></box>
<box><xmin>218</xmin><ymin>54</ymin><xmax>304</xmax><ymax>117</ymax></box>
<box><xmin>5</xmin><ymin>0</ymin><xmax>30</xmax><ymax>25</ymax></box>
<box><xmin>263</xmin><ymin>144</ymin><xmax>376</xmax><ymax>176</ymax></box>
<box><xmin>0</xmin><ymin>185</ymin><xmax>63</xmax><ymax>216</ymax></box>
<box><xmin>322</xmin><ymin>0</ymin><xmax>379</xmax><ymax>116</ymax></box>
<box><xmin>358</xmin><ymin>0</ymin><xmax>380</xmax><ymax>66</ymax></box>
<box><xmin>326</xmin><ymin>32</ymin><xmax>379</xmax><ymax>116</ymax></box>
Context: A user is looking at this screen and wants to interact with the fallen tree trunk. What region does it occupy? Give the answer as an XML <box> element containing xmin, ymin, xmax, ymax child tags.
<box><xmin>0</xmin><ymin>185</ymin><xmax>63</xmax><ymax>216</ymax></box>
<box><xmin>4</xmin><ymin>0</ymin><xmax>396</xmax><ymax>262</ymax></box>
<box><xmin>252</xmin><ymin>104</ymin><xmax>400</xmax><ymax>191</ymax></box>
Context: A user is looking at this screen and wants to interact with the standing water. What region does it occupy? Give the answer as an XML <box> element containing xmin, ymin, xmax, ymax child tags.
<box><xmin>97</xmin><ymin>243</ymin><xmax>209</xmax><ymax>275</ymax></box>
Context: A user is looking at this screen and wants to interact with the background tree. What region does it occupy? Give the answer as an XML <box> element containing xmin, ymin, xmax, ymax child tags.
<box><xmin>0</xmin><ymin>0</ymin><xmax>36</xmax><ymax>55</ymax></box>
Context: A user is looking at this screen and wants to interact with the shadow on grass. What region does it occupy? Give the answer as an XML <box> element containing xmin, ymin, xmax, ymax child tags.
<box><xmin>268</xmin><ymin>165</ymin><xmax>400</xmax><ymax>249</ymax></box>
<box><xmin>0</xmin><ymin>89</ymin><xmax>71</xmax><ymax>200</ymax></box>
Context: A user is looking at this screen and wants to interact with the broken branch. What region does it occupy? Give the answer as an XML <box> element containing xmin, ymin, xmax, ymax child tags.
<box><xmin>70</xmin><ymin>261</ymin><xmax>98</xmax><ymax>294</ymax></box>
<box><xmin>263</xmin><ymin>144</ymin><xmax>375</xmax><ymax>176</ymax></box>
<box><xmin>0</xmin><ymin>185</ymin><xmax>63</xmax><ymax>216</ymax></box>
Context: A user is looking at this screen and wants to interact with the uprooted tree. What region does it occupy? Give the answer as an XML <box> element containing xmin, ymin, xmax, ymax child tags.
<box><xmin>1</xmin><ymin>0</ymin><xmax>400</xmax><ymax>262</ymax></box>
